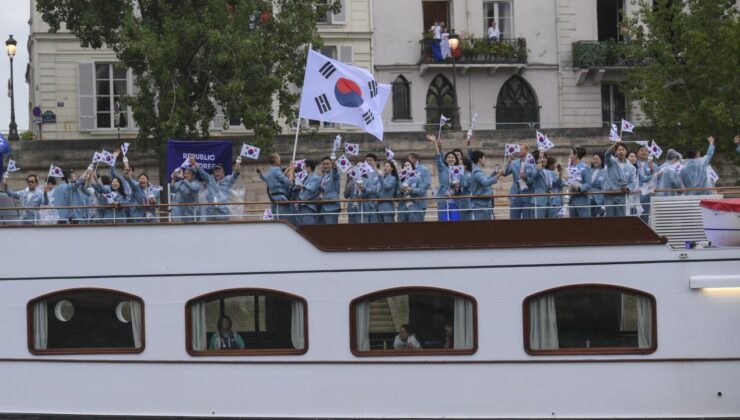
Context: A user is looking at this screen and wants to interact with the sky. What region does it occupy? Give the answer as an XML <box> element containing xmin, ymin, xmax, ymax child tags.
<box><xmin>0</xmin><ymin>1</ymin><xmax>29</xmax><ymax>134</ymax></box>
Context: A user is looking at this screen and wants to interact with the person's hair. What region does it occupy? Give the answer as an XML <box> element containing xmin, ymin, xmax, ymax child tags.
<box><xmin>545</xmin><ymin>156</ymin><xmax>557</xmax><ymax>170</ymax></box>
<box><xmin>470</xmin><ymin>150</ymin><xmax>485</xmax><ymax>164</ymax></box>
<box><xmin>305</xmin><ymin>159</ymin><xmax>317</xmax><ymax>171</ymax></box>
<box><xmin>138</xmin><ymin>173</ymin><xmax>149</xmax><ymax>183</ymax></box>
<box><xmin>110</xmin><ymin>176</ymin><xmax>127</xmax><ymax>199</ymax></box>
<box><xmin>365</xmin><ymin>153</ymin><xmax>378</xmax><ymax>161</ymax></box>
<box><xmin>591</xmin><ymin>151</ymin><xmax>605</xmax><ymax>168</ymax></box>
<box><xmin>384</xmin><ymin>160</ymin><xmax>399</xmax><ymax>180</ymax></box>
<box><xmin>462</xmin><ymin>156</ymin><xmax>473</xmax><ymax>172</ymax></box>
<box><xmin>100</xmin><ymin>175</ymin><xmax>111</xmax><ymax>186</ymax></box>
<box><xmin>26</xmin><ymin>174</ymin><xmax>39</xmax><ymax>183</ymax></box>
<box><xmin>400</xmin><ymin>323</ymin><xmax>412</xmax><ymax>333</ymax></box>
<box><xmin>572</xmin><ymin>146</ymin><xmax>587</xmax><ymax>159</ymax></box>
<box><xmin>532</xmin><ymin>150</ymin><xmax>544</xmax><ymax>161</ymax></box>
<box><xmin>627</xmin><ymin>151</ymin><xmax>637</xmax><ymax>160</ymax></box>
<box><xmin>443</xmin><ymin>151</ymin><xmax>459</xmax><ymax>167</ymax></box>
<box><xmin>47</xmin><ymin>177</ymin><xmax>57</xmax><ymax>186</ymax></box>
<box><xmin>615</xmin><ymin>143</ymin><xmax>629</xmax><ymax>154</ymax></box>
<box><xmin>213</xmin><ymin>164</ymin><xmax>224</xmax><ymax>172</ymax></box>
<box><xmin>686</xmin><ymin>150</ymin><xmax>698</xmax><ymax>159</ymax></box>
<box><xmin>637</xmin><ymin>144</ymin><xmax>649</xmax><ymax>153</ymax></box>
<box><xmin>320</xmin><ymin>156</ymin><xmax>332</xmax><ymax>164</ymax></box>
<box><xmin>409</xmin><ymin>152</ymin><xmax>421</xmax><ymax>161</ymax></box>
<box><xmin>217</xmin><ymin>315</ymin><xmax>232</xmax><ymax>331</ymax></box>
<box><xmin>128</xmin><ymin>165</ymin><xmax>136</xmax><ymax>173</ymax></box>
<box><xmin>401</xmin><ymin>158</ymin><xmax>415</xmax><ymax>170</ymax></box>
<box><xmin>268</xmin><ymin>153</ymin><xmax>280</xmax><ymax>165</ymax></box>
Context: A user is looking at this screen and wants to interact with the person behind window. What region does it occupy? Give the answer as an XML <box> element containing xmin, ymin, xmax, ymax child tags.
<box><xmin>443</xmin><ymin>322</ymin><xmax>454</xmax><ymax>349</ymax></box>
<box><xmin>393</xmin><ymin>324</ymin><xmax>421</xmax><ymax>350</ymax></box>
<box><xmin>209</xmin><ymin>315</ymin><xmax>245</xmax><ymax>350</ymax></box>
<box><xmin>487</xmin><ymin>20</ymin><xmax>500</xmax><ymax>42</ymax></box>
<box><xmin>2</xmin><ymin>173</ymin><xmax>46</xmax><ymax>224</ymax></box>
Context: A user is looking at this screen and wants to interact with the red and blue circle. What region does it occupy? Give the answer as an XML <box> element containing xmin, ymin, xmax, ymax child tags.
<box><xmin>334</xmin><ymin>78</ymin><xmax>364</xmax><ymax>108</ymax></box>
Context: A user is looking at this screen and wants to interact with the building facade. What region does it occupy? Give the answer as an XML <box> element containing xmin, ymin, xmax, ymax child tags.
<box><xmin>26</xmin><ymin>0</ymin><xmax>638</xmax><ymax>140</ymax></box>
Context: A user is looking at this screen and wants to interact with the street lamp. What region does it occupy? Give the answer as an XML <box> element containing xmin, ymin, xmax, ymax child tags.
<box><xmin>5</xmin><ymin>35</ymin><xmax>19</xmax><ymax>141</ymax></box>
<box><xmin>448</xmin><ymin>30</ymin><xmax>461</xmax><ymax>130</ymax></box>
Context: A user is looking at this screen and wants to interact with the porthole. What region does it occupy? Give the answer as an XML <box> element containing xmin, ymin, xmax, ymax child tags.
<box><xmin>115</xmin><ymin>301</ymin><xmax>132</xmax><ymax>323</ymax></box>
<box><xmin>54</xmin><ymin>300</ymin><xmax>74</xmax><ymax>322</ymax></box>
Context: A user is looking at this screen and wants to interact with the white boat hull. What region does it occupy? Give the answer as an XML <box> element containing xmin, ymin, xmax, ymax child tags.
<box><xmin>702</xmin><ymin>207</ymin><xmax>740</xmax><ymax>247</ymax></box>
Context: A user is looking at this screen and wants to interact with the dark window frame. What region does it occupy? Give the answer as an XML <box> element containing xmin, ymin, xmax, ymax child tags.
<box><xmin>26</xmin><ymin>287</ymin><xmax>145</xmax><ymax>356</ymax></box>
<box><xmin>185</xmin><ymin>288</ymin><xmax>309</xmax><ymax>357</ymax></box>
<box><xmin>522</xmin><ymin>283</ymin><xmax>657</xmax><ymax>356</ymax></box>
<box><xmin>495</xmin><ymin>75</ymin><xmax>540</xmax><ymax>129</ymax></box>
<box><xmin>349</xmin><ymin>286</ymin><xmax>478</xmax><ymax>357</ymax></box>
<box><xmin>425</xmin><ymin>74</ymin><xmax>457</xmax><ymax>126</ymax></box>
<box><xmin>392</xmin><ymin>75</ymin><xmax>412</xmax><ymax>121</ymax></box>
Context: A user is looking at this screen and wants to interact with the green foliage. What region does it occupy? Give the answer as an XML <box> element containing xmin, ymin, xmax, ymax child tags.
<box><xmin>20</xmin><ymin>131</ymin><xmax>34</xmax><ymax>141</ymax></box>
<box><xmin>572</xmin><ymin>41</ymin><xmax>610</xmax><ymax>67</ymax></box>
<box><xmin>36</xmin><ymin>0</ymin><xmax>340</xmax><ymax>152</ymax></box>
<box><xmin>623</xmin><ymin>0</ymin><xmax>739</xmax><ymax>153</ymax></box>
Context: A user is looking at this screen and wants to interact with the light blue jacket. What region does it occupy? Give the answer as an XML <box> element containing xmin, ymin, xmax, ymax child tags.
<box><xmin>604</xmin><ymin>150</ymin><xmax>638</xmax><ymax>193</ymax></box>
<box><xmin>589</xmin><ymin>167</ymin><xmax>606</xmax><ymax>205</ymax></box>
<box><xmin>435</xmin><ymin>154</ymin><xmax>452</xmax><ymax>199</ymax></box>
<box><xmin>504</xmin><ymin>159</ymin><xmax>534</xmax><ymax>202</ymax></box>
<box><xmin>470</xmin><ymin>165</ymin><xmax>500</xmax><ymax>207</ymax></box>
<box><xmin>569</xmin><ymin>161</ymin><xmax>593</xmax><ymax>207</ymax></box>
<box><xmin>319</xmin><ymin>167</ymin><xmax>342</xmax><ymax>212</ymax></box>
<box><xmin>92</xmin><ymin>183</ymin><xmax>128</xmax><ymax>222</ymax></box>
<box><xmin>656</xmin><ymin>162</ymin><xmax>683</xmax><ymax>196</ymax></box>
<box><xmin>414</xmin><ymin>162</ymin><xmax>432</xmax><ymax>209</ymax></box>
<box><xmin>259</xmin><ymin>166</ymin><xmax>292</xmax><ymax>201</ymax></box>
<box><xmin>680</xmin><ymin>144</ymin><xmax>715</xmax><ymax>195</ymax></box>
<box><xmin>196</xmin><ymin>166</ymin><xmax>240</xmax><ymax>215</ymax></box>
<box><xmin>298</xmin><ymin>172</ymin><xmax>321</xmax><ymax>211</ymax></box>
<box><xmin>378</xmin><ymin>173</ymin><xmax>399</xmax><ymax>213</ymax></box>
<box><xmin>5</xmin><ymin>187</ymin><xmax>45</xmax><ymax>222</ymax></box>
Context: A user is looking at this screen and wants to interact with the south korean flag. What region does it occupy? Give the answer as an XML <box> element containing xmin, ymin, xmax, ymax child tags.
<box><xmin>299</xmin><ymin>49</ymin><xmax>391</xmax><ymax>141</ymax></box>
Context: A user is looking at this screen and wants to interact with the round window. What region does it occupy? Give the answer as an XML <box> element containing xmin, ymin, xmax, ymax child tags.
<box><xmin>116</xmin><ymin>301</ymin><xmax>132</xmax><ymax>323</ymax></box>
<box><xmin>54</xmin><ymin>300</ymin><xmax>74</xmax><ymax>322</ymax></box>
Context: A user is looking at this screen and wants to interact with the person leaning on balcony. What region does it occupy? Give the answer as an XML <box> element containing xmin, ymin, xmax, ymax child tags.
<box><xmin>487</xmin><ymin>20</ymin><xmax>500</xmax><ymax>42</ymax></box>
<box><xmin>3</xmin><ymin>173</ymin><xmax>46</xmax><ymax>224</ymax></box>
<box><xmin>258</xmin><ymin>153</ymin><xmax>295</xmax><ymax>222</ymax></box>
<box><xmin>603</xmin><ymin>141</ymin><xmax>637</xmax><ymax>217</ymax></box>
<box><xmin>318</xmin><ymin>156</ymin><xmax>341</xmax><ymax>224</ymax></box>
<box><xmin>680</xmin><ymin>136</ymin><xmax>716</xmax><ymax>195</ymax></box>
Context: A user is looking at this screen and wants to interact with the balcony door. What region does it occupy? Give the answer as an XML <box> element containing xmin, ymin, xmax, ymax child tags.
<box><xmin>597</xmin><ymin>0</ymin><xmax>625</xmax><ymax>42</ymax></box>
<box><xmin>423</xmin><ymin>0</ymin><xmax>451</xmax><ymax>33</ymax></box>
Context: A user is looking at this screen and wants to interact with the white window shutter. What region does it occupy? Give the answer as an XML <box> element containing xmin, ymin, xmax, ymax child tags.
<box><xmin>331</xmin><ymin>0</ymin><xmax>346</xmax><ymax>24</ymax></box>
<box><xmin>339</xmin><ymin>45</ymin><xmax>353</xmax><ymax>64</ymax></box>
<box><xmin>78</xmin><ymin>62</ymin><xmax>95</xmax><ymax>131</ymax></box>
<box><xmin>129</xmin><ymin>70</ymin><xmax>139</xmax><ymax>130</ymax></box>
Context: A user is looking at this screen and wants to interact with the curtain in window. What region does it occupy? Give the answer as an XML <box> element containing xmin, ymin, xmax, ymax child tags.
<box><xmin>130</xmin><ymin>300</ymin><xmax>142</xmax><ymax>348</ymax></box>
<box><xmin>636</xmin><ymin>294</ymin><xmax>652</xmax><ymax>348</ymax></box>
<box><xmin>529</xmin><ymin>295</ymin><xmax>559</xmax><ymax>350</ymax></box>
<box><xmin>33</xmin><ymin>300</ymin><xmax>48</xmax><ymax>350</ymax></box>
<box><xmin>191</xmin><ymin>301</ymin><xmax>207</xmax><ymax>351</ymax></box>
<box><xmin>356</xmin><ymin>301</ymin><xmax>370</xmax><ymax>351</ymax></box>
<box><xmin>453</xmin><ymin>297</ymin><xmax>474</xmax><ymax>349</ymax></box>
<box><xmin>291</xmin><ymin>300</ymin><xmax>305</xmax><ymax>349</ymax></box>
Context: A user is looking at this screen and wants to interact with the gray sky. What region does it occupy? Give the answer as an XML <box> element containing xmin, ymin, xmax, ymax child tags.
<box><xmin>0</xmin><ymin>1</ymin><xmax>29</xmax><ymax>134</ymax></box>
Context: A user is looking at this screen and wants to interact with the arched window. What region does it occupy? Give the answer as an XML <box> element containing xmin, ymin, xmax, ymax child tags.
<box><xmin>425</xmin><ymin>74</ymin><xmax>457</xmax><ymax>126</ymax></box>
<box><xmin>524</xmin><ymin>284</ymin><xmax>656</xmax><ymax>355</ymax></box>
<box><xmin>186</xmin><ymin>288</ymin><xmax>307</xmax><ymax>356</ymax></box>
<box><xmin>350</xmin><ymin>287</ymin><xmax>476</xmax><ymax>356</ymax></box>
<box><xmin>392</xmin><ymin>75</ymin><xmax>412</xmax><ymax>120</ymax></box>
<box><xmin>28</xmin><ymin>288</ymin><xmax>144</xmax><ymax>355</ymax></box>
<box><xmin>495</xmin><ymin>76</ymin><xmax>540</xmax><ymax>129</ymax></box>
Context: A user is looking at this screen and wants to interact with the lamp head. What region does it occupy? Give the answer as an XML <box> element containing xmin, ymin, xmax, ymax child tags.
<box><xmin>5</xmin><ymin>35</ymin><xmax>17</xmax><ymax>57</ymax></box>
<box><xmin>448</xmin><ymin>31</ymin><xmax>459</xmax><ymax>50</ymax></box>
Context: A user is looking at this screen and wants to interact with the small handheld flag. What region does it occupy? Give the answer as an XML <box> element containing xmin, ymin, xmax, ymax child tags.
<box><xmin>525</xmin><ymin>153</ymin><xmax>536</xmax><ymax>165</ymax></box>
<box><xmin>262</xmin><ymin>209</ymin><xmax>274</xmax><ymax>221</ymax></box>
<box><xmin>440</xmin><ymin>114</ymin><xmax>451</xmax><ymax>128</ymax></box>
<box><xmin>149</xmin><ymin>184</ymin><xmax>163</xmax><ymax>194</ymax></box>
<box><xmin>333</xmin><ymin>135</ymin><xmax>342</xmax><ymax>152</ymax></box>
<box><xmin>536</xmin><ymin>131</ymin><xmax>554</xmax><ymax>151</ymax></box>
<box><xmin>48</xmin><ymin>165</ymin><xmax>64</xmax><ymax>178</ymax></box>
<box><xmin>609</xmin><ymin>124</ymin><xmax>620</xmax><ymax>141</ymax></box>
<box><xmin>295</xmin><ymin>170</ymin><xmax>308</xmax><ymax>184</ymax></box>
<box><xmin>621</xmin><ymin>119</ymin><xmax>635</xmax><ymax>134</ymax></box>
<box><xmin>556</xmin><ymin>207</ymin><xmax>567</xmax><ymax>218</ymax></box>
<box><xmin>344</xmin><ymin>143</ymin><xmax>359</xmax><ymax>156</ymax></box>
<box><xmin>101</xmin><ymin>150</ymin><xmax>116</xmax><ymax>167</ymax></box>
<box><xmin>92</xmin><ymin>151</ymin><xmax>103</xmax><ymax>163</ymax></box>
<box><xmin>504</xmin><ymin>143</ymin><xmax>521</xmax><ymax>157</ymax></box>
<box><xmin>707</xmin><ymin>166</ymin><xmax>719</xmax><ymax>185</ymax></box>
<box><xmin>449</xmin><ymin>165</ymin><xmax>464</xmax><ymax>181</ymax></box>
<box><xmin>336</xmin><ymin>155</ymin><xmax>353</xmax><ymax>173</ymax></box>
<box><xmin>180</xmin><ymin>159</ymin><xmax>195</xmax><ymax>169</ymax></box>
<box><xmin>121</xmin><ymin>142</ymin><xmax>130</xmax><ymax>156</ymax></box>
<box><xmin>240</xmin><ymin>143</ymin><xmax>261</xmax><ymax>159</ymax></box>
<box><xmin>294</xmin><ymin>159</ymin><xmax>306</xmax><ymax>172</ymax></box>
<box><xmin>649</xmin><ymin>140</ymin><xmax>663</xmax><ymax>159</ymax></box>
<box><xmin>7</xmin><ymin>159</ymin><xmax>19</xmax><ymax>172</ymax></box>
<box><xmin>385</xmin><ymin>147</ymin><xmax>395</xmax><ymax>161</ymax></box>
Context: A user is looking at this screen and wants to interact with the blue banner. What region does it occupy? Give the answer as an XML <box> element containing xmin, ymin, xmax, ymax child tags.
<box><xmin>166</xmin><ymin>139</ymin><xmax>233</xmax><ymax>177</ymax></box>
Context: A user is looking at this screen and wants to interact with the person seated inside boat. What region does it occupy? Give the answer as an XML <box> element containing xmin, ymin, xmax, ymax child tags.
<box><xmin>393</xmin><ymin>324</ymin><xmax>421</xmax><ymax>350</ymax></box>
<box><xmin>209</xmin><ymin>316</ymin><xmax>245</xmax><ymax>350</ymax></box>
<box><xmin>443</xmin><ymin>322</ymin><xmax>453</xmax><ymax>349</ymax></box>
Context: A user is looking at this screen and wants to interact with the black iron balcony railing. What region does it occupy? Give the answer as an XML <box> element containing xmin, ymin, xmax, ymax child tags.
<box><xmin>420</xmin><ymin>37</ymin><xmax>528</xmax><ymax>65</ymax></box>
<box><xmin>572</xmin><ymin>40</ymin><xmax>644</xmax><ymax>68</ymax></box>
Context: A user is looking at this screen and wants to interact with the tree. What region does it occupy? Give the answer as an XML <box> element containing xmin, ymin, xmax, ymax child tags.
<box><xmin>37</xmin><ymin>0</ymin><xmax>339</xmax><ymax>177</ymax></box>
<box><xmin>622</xmin><ymin>0</ymin><xmax>739</xmax><ymax>154</ymax></box>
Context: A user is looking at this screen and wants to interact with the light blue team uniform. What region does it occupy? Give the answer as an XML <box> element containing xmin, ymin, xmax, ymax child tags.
<box><xmin>196</xmin><ymin>166</ymin><xmax>240</xmax><ymax>221</ymax></box>
<box><xmin>655</xmin><ymin>162</ymin><xmax>683</xmax><ymax>196</ymax></box>
<box><xmin>546</xmin><ymin>169</ymin><xmax>564</xmax><ymax>218</ymax></box>
<box><xmin>680</xmin><ymin>144</ymin><xmax>715</xmax><ymax>195</ymax></box>
<box><xmin>635</xmin><ymin>159</ymin><xmax>658</xmax><ymax>221</ymax></box>
<box><xmin>297</xmin><ymin>172</ymin><xmax>321</xmax><ymax>225</ymax></box>
<box><xmin>414</xmin><ymin>162</ymin><xmax>432</xmax><ymax>221</ymax></box>
<box><xmin>344</xmin><ymin>173</ymin><xmax>380</xmax><ymax>224</ymax></box>
<box><xmin>259</xmin><ymin>166</ymin><xmax>293</xmax><ymax>221</ymax></box>
<box><xmin>456</xmin><ymin>170</ymin><xmax>473</xmax><ymax>221</ymax></box>
<box><xmin>171</xmin><ymin>178</ymin><xmax>201</xmax><ymax>223</ymax></box>
<box><xmin>397</xmin><ymin>174</ymin><xmax>425</xmax><ymax>223</ymax></box>
<box><xmin>568</xmin><ymin>162</ymin><xmax>593</xmax><ymax>218</ymax></box>
<box><xmin>604</xmin><ymin>149</ymin><xmax>638</xmax><ymax>217</ymax></box>
<box><xmin>470</xmin><ymin>164</ymin><xmax>501</xmax><ymax>221</ymax></box>
<box><xmin>92</xmin><ymin>184</ymin><xmax>128</xmax><ymax>223</ymax></box>
<box><xmin>377</xmin><ymin>173</ymin><xmax>399</xmax><ymax>223</ymax></box>
<box><xmin>530</xmin><ymin>166</ymin><xmax>558</xmax><ymax>219</ymax></box>
<box><xmin>53</xmin><ymin>177</ymin><xmax>94</xmax><ymax>223</ymax></box>
<box><xmin>504</xmin><ymin>159</ymin><xmax>534</xmax><ymax>219</ymax></box>
<box><xmin>363</xmin><ymin>170</ymin><xmax>381</xmax><ymax>223</ymax></box>
<box><xmin>5</xmin><ymin>186</ymin><xmax>45</xmax><ymax>224</ymax></box>
<box><xmin>589</xmin><ymin>167</ymin><xmax>606</xmax><ymax>216</ymax></box>
<box><xmin>319</xmin><ymin>166</ymin><xmax>341</xmax><ymax>224</ymax></box>
<box><xmin>434</xmin><ymin>154</ymin><xmax>460</xmax><ymax>221</ymax></box>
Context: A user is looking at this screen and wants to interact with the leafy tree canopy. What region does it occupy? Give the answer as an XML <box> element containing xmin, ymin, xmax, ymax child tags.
<box><xmin>37</xmin><ymin>0</ymin><xmax>339</xmax><ymax>148</ymax></box>
<box><xmin>623</xmin><ymin>0</ymin><xmax>739</xmax><ymax>154</ymax></box>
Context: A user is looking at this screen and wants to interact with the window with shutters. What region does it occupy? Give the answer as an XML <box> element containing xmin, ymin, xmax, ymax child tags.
<box><xmin>392</xmin><ymin>76</ymin><xmax>412</xmax><ymax>120</ymax></box>
<box><xmin>95</xmin><ymin>64</ymin><xmax>131</xmax><ymax>129</ymax></box>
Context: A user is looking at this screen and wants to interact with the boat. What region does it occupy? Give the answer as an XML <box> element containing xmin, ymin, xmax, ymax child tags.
<box><xmin>701</xmin><ymin>198</ymin><xmax>740</xmax><ymax>247</ymax></box>
<box><xmin>0</xmin><ymin>216</ymin><xmax>739</xmax><ymax>419</ymax></box>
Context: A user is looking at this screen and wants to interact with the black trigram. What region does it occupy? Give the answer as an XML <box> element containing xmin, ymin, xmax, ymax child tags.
<box><xmin>362</xmin><ymin>110</ymin><xmax>374</xmax><ymax>125</ymax></box>
<box><xmin>319</xmin><ymin>62</ymin><xmax>337</xmax><ymax>79</ymax></box>
<box><xmin>314</xmin><ymin>94</ymin><xmax>331</xmax><ymax>114</ymax></box>
<box><xmin>368</xmin><ymin>80</ymin><xmax>378</xmax><ymax>98</ymax></box>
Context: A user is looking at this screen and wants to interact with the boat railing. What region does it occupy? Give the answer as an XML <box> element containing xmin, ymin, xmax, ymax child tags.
<box><xmin>0</xmin><ymin>186</ymin><xmax>737</xmax><ymax>226</ymax></box>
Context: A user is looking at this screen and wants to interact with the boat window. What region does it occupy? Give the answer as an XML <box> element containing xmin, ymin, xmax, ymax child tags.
<box><xmin>186</xmin><ymin>289</ymin><xmax>307</xmax><ymax>356</ymax></box>
<box><xmin>28</xmin><ymin>289</ymin><xmax>144</xmax><ymax>354</ymax></box>
<box><xmin>350</xmin><ymin>288</ymin><xmax>477</xmax><ymax>356</ymax></box>
<box><xmin>524</xmin><ymin>285</ymin><xmax>656</xmax><ymax>355</ymax></box>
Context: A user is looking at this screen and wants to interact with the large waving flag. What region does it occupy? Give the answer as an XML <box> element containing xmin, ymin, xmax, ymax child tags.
<box><xmin>299</xmin><ymin>49</ymin><xmax>390</xmax><ymax>141</ymax></box>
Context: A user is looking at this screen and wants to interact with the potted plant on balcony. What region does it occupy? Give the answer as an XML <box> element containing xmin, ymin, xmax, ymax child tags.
<box><xmin>460</xmin><ymin>39</ymin><xmax>475</xmax><ymax>63</ymax></box>
<box><xmin>472</xmin><ymin>39</ymin><xmax>489</xmax><ymax>63</ymax></box>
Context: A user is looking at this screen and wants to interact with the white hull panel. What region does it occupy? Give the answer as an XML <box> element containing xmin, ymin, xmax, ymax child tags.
<box><xmin>702</xmin><ymin>207</ymin><xmax>740</xmax><ymax>247</ymax></box>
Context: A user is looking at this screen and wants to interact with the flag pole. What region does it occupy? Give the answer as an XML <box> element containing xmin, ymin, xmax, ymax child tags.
<box><xmin>291</xmin><ymin>43</ymin><xmax>313</xmax><ymax>164</ymax></box>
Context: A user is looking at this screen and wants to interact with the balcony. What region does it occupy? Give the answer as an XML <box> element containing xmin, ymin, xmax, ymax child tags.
<box><xmin>419</xmin><ymin>37</ymin><xmax>527</xmax><ymax>76</ymax></box>
<box><xmin>572</xmin><ymin>40</ymin><xmax>644</xmax><ymax>85</ymax></box>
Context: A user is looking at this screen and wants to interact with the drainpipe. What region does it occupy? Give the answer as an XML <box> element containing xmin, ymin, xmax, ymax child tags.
<box><xmin>554</xmin><ymin>0</ymin><xmax>563</xmax><ymax>128</ymax></box>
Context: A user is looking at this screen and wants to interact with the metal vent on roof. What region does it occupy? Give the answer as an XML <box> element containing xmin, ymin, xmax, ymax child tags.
<box><xmin>650</xmin><ymin>194</ymin><xmax>723</xmax><ymax>248</ymax></box>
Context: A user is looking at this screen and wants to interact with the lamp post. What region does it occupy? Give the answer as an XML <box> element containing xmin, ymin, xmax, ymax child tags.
<box><xmin>448</xmin><ymin>30</ymin><xmax>461</xmax><ymax>130</ymax></box>
<box><xmin>5</xmin><ymin>35</ymin><xmax>19</xmax><ymax>142</ymax></box>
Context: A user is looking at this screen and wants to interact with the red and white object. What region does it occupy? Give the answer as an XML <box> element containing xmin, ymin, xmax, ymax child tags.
<box><xmin>700</xmin><ymin>199</ymin><xmax>740</xmax><ymax>247</ymax></box>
